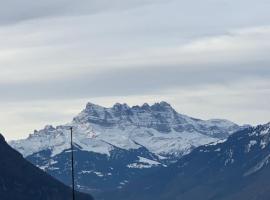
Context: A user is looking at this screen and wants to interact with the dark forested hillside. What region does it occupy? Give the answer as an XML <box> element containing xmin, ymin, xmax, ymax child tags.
<box><xmin>0</xmin><ymin>134</ymin><xmax>93</xmax><ymax>200</ymax></box>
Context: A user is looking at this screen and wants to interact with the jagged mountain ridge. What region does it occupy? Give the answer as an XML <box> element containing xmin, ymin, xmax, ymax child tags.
<box><xmin>76</xmin><ymin>101</ymin><xmax>239</xmax><ymax>138</ymax></box>
<box><xmin>108</xmin><ymin>123</ymin><xmax>270</xmax><ymax>200</ymax></box>
<box><xmin>9</xmin><ymin>101</ymin><xmax>243</xmax><ymax>196</ymax></box>
<box><xmin>11</xmin><ymin>101</ymin><xmax>241</xmax><ymax>158</ymax></box>
<box><xmin>0</xmin><ymin>134</ymin><xmax>93</xmax><ymax>200</ymax></box>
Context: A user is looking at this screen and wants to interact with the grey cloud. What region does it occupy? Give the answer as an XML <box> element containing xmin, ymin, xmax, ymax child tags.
<box><xmin>0</xmin><ymin>62</ymin><xmax>269</xmax><ymax>102</ymax></box>
<box><xmin>0</xmin><ymin>0</ymin><xmax>164</xmax><ymax>25</ymax></box>
<box><xmin>0</xmin><ymin>0</ymin><xmax>270</xmax><ymax>30</ymax></box>
<box><xmin>1</xmin><ymin>0</ymin><xmax>270</xmax><ymax>139</ymax></box>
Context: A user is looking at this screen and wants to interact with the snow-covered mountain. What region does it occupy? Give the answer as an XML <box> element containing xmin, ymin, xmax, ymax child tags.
<box><xmin>110</xmin><ymin>123</ymin><xmax>270</xmax><ymax>200</ymax></box>
<box><xmin>11</xmin><ymin>101</ymin><xmax>240</xmax><ymax>158</ymax></box>
<box><xmin>10</xmin><ymin>101</ymin><xmax>243</xmax><ymax>196</ymax></box>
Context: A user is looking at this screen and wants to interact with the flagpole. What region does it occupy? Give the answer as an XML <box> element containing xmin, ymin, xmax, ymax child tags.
<box><xmin>70</xmin><ymin>127</ymin><xmax>75</xmax><ymax>200</ymax></box>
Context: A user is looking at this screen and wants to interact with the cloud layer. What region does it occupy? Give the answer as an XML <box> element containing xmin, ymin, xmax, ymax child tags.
<box><xmin>0</xmin><ymin>0</ymin><xmax>270</xmax><ymax>140</ymax></box>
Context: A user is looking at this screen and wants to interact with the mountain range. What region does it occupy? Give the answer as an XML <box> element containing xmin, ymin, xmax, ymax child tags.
<box><xmin>10</xmin><ymin>102</ymin><xmax>244</xmax><ymax>197</ymax></box>
<box><xmin>107</xmin><ymin>122</ymin><xmax>270</xmax><ymax>200</ymax></box>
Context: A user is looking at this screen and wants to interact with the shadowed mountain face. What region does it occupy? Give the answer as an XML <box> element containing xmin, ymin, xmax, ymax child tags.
<box><xmin>107</xmin><ymin>123</ymin><xmax>270</xmax><ymax>200</ymax></box>
<box><xmin>9</xmin><ymin>102</ymin><xmax>243</xmax><ymax>197</ymax></box>
<box><xmin>0</xmin><ymin>134</ymin><xmax>93</xmax><ymax>200</ymax></box>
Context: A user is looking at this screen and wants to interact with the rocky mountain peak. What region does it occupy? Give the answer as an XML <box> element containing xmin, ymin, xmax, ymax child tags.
<box><xmin>141</xmin><ymin>103</ymin><xmax>150</xmax><ymax>110</ymax></box>
<box><xmin>85</xmin><ymin>102</ymin><xmax>104</xmax><ymax>112</ymax></box>
<box><xmin>70</xmin><ymin>101</ymin><xmax>242</xmax><ymax>138</ymax></box>
<box><xmin>113</xmin><ymin>103</ymin><xmax>130</xmax><ymax>110</ymax></box>
<box><xmin>84</xmin><ymin>101</ymin><xmax>174</xmax><ymax>113</ymax></box>
<box><xmin>44</xmin><ymin>125</ymin><xmax>55</xmax><ymax>131</ymax></box>
<box><xmin>75</xmin><ymin>102</ymin><xmax>177</xmax><ymax>126</ymax></box>
<box><xmin>150</xmin><ymin>101</ymin><xmax>174</xmax><ymax>112</ymax></box>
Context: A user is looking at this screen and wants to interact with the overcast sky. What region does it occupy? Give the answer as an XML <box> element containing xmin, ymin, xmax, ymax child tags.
<box><xmin>1</xmin><ymin>0</ymin><xmax>270</xmax><ymax>140</ymax></box>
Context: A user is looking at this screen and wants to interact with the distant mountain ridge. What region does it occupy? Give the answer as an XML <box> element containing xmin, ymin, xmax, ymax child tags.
<box><xmin>75</xmin><ymin>101</ymin><xmax>239</xmax><ymax>138</ymax></box>
<box><xmin>109</xmin><ymin>122</ymin><xmax>270</xmax><ymax>200</ymax></box>
<box><xmin>0</xmin><ymin>133</ymin><xmax>93</xmax><ymax>200</ymax></box>
<box><xmin>11</xmin><ymin>102</ymin><xmax>241</xmax><ymax>158</ymax></box>
<box><xmin>10</xmin><ymin>101</ymin><xmax>244</xmax><ymax>196</ymax></box>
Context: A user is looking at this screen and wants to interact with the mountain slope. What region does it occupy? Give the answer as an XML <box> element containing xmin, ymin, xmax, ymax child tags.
<box><xmin>0</xmin><ymin>134</ymin><xmax>93</xmax><ymax>200</ymax></box>
<box><xmin>9</xmin><ymin>102</ymin><xmax>242</xmax><ymax>196</ymax></box>
<box><xmin>110</xmin><ymin>123</ymin><xmax>270</xmax><ymax>200</ymax></box>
